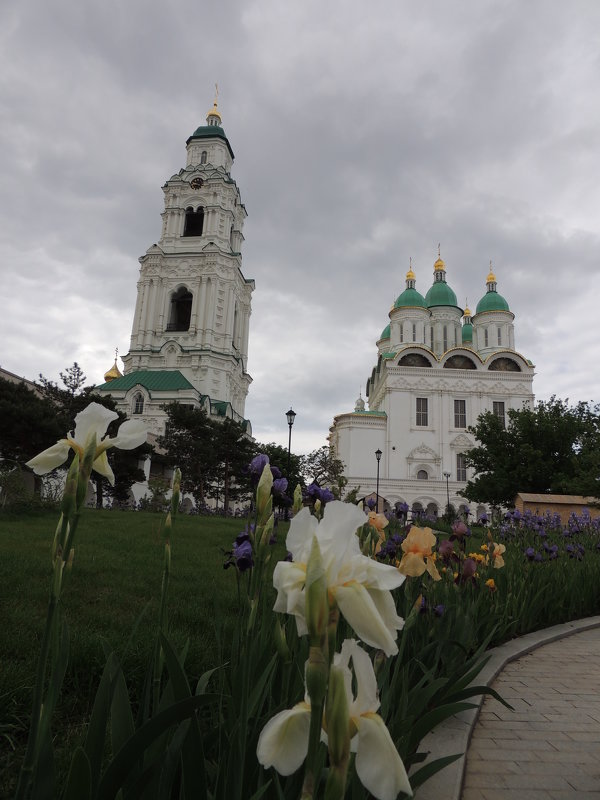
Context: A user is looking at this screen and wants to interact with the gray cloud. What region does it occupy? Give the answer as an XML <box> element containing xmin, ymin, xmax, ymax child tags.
<box><xmin>1</xmin><ymin>0</ymin><xmax>599</xmax><ymax>453</ymax></box>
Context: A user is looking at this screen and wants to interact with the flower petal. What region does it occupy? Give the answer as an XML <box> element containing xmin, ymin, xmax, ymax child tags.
<box><xmin>256</xmin><ymin>702</ymin><xmax>311</xmax><ymax>775</ymax></box>
<box><xmin>335</xmin><ymin>581</ymin><xmax>399</xmax><ymax>656</ymax></box>
<box><xmin>398</xmin><ymin>552</ymin><xmax>428</xmax><ymax>577</ymax></box>
<box><xmin>286</xmin><ymin>507</ymin><xmax>318</xmax><ymax>562</ymax></box>
<box><xmin>426</xmin><ymin>558</ymin><xmax>442</xmax><ymax>581</ymax></box>
<box><xmin>92</xmin><ymin>450</ymin><xmax>116</xmax><ymax>485</ymax></box>
<box><xmin>108</xmin><ymin>419</ymin><xmax>148</xmax><ymax>450</ymax></box>
<box><xmin>355</xmin><ymin>713</ymin><xmax>412</xmax><ymax>799</ymax></box>
<box><xmin>342</xmin><ymin>639</ymin><xmax>379</xmax><ymax>716</ymax></box>
<box><xmin>73</xmin><ymin>402</ymin><xmax>118</xmax><ymax>447</ymax></box>
<box><xmin>25</xmin><ymin>441</ymin><xmax>70</xmax><ymax>475</ymax></box>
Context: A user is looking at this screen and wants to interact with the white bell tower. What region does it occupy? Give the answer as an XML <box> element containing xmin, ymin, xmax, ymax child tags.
<box><xmin>121</xmin><ymin>95</ymin><xmax>254</xmax><ymax>420</ymax></box>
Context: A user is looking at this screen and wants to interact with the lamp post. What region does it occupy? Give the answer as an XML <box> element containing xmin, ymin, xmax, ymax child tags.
<box><xmin>443</xmin><ymin>471</ymin><xmax>451</xmax><ymax>519</ymax></box>
<box><xmin>285</xmin><ymin>408</ymin><xmax>296</xmax><ymax>520</ymax></box>
<box><xmin>375</xmin><ymin>448</ymin><xmax>382</xmax><ymax>513</ymax></box>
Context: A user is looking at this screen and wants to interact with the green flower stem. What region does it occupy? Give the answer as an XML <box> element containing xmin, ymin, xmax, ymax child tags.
<box><xmin>14</xmin><ymin>560</ymin><xmax>62</xmax><ymax>800</ymax></box>
<box><xmin>301</xmin><ymin>695</ymin><xmax>325</xmax><ymax>800</ymax></box>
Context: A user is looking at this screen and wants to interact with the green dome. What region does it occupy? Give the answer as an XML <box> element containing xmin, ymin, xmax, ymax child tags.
<box><xmin>475</xmin><ymin>291</ymin><xmax>510</xmax><ymax>314</ymax></box>
<box><xmin>462</xmin><ymin>322</ymin><xmax>473</xmax><ymax>343</ymax></box>
<box><xmin>394</xmin><ymin>288</ymin><xmax>427</xmax><ymax>309</ymax></box>
<box><xmin>425</xmin><ymin>281</ymin><xmax>459</xmax><ymax>307</ymax></box>
<box><xmin>380</xmin><ymin>323</ymin><xmax>391</xmax><ymax>340</ymax></box>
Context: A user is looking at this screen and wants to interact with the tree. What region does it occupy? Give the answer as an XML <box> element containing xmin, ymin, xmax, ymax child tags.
<box><xmin>464</xmin><ymin>397</ymin><xmax>600</xmax><ymax>508</ymax></box>
<box><xmin>158</xmin><ymin>403</ymin><xmax>216</xmax><ymax>506</ymax></box>
<box><xmin>0</xmin><ymin>378</ymin><xmax>63</xmax><ymax>465</ymax></box>
<box><xmin>301</xmin><ymin>446</ymin><xmax>347</xmax><ymax>499</ymax></box>
<box><xmin>209</xmin><ymin>418</ymin><xmax>255</xmax><ymax>512</ymax></box>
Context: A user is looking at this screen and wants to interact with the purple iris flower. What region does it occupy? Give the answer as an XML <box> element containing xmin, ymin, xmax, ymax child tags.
<box><xmin>433</xmin><ymin>604</ymin><xmax>445</xmax><ymax>617</ymax></box>
<box><xmin>270</xmin><ymin>466</ymin><xmax>282</xmax><ymax>479</ymax></box>
<box><xmin>366</xmin><ymin>498</ymin><xmax>377</xmax><ymax>510</ymax></box>
<box><xmin>233</xmin><ymin>539</ymin><xmax>253</xmax><ymax>571</ymax></box>
<box><xmin>249</xmin><ymin>453</ymin><xmax>269</xmax><ymax>477</ymax></box>
<box><xmin>272</xmin><ymin>477</ymin><xmax>288</xmax><ymax>496</ymax></box>
<box><xmin>525</xmin><ymin>547</ymin><xmax>536</xmax><ymax>560</ymax></box>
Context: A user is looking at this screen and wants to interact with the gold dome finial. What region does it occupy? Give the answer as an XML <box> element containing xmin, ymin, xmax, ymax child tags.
<box><xmin>434</xmin><ymin>243</ymin><xmax>445</xmax><ymax>271</ymax></box>
<box><xmin>206</xmin><ymin>83</ymin><xmax>222</xmax><ymax>123</ymax></box>
<box><xmin>406</xmin><ymin>256</ymin><xmax>416</xmax><ymax>281</ymax></box>
<box><xmin>104</xmin><ymin>347</ymin><xmax>123</xmax><ymax>383</ymax></box>
<box><xmin>487</xmin><ymin>259</ymin><xmax>496</xmax><ymax>283</ymax></box>
<box><xmin>464</xmin><ymin>299</ymin><xmax>471</xmax><ymax>317</ymax></box>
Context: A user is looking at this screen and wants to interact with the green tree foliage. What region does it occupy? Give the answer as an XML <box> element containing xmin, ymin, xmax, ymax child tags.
<box><xmin>209</xmin><ymin>418</ymin><xmax>255</xmax><ymax>512</ymax></box>
<box><xmin>159</xmin><ymin>405</ymin><xmax>256</xmax><ymax>511</ymax></box>
<box><xmin>158</xmin><ymin>403</ymin><xmax>216</xmax><ymax>506</ymax></box>
<box><xmin>464</xmin><ymin>396</ymin><xmax>600</xmax><ymax>507</ymax></box>
<box><xmin>0</xmin><ymin>378</ymin><xmax>63</xmax><ymax>464</ymax></box>
<box><xmin>301</xmin><ymin>445</ymin><xmax>347</xmax><ymax>499</ymax></box>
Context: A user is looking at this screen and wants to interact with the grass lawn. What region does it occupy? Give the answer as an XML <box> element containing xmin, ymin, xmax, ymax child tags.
<box><xmin>0</xmin><ymin>507</ymin><xmax>286</xmax><ymax>795</ymax></box>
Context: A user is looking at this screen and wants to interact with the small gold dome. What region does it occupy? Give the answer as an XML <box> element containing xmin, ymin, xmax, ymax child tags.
<box><xmin>487</xmin><ymin>270</ymin><xmax>496</xmax><ymax>283</ymax></box>
<box><xmin>406</xmin><ymin>268</ymin><xmax>416</xmax><ymax>280</ymax></box>
<box><xmin>206</xmin><ymin>102</ymin><xmax>222</xmax><ymax>122</ymax></box>
<box><xmin>464</xmin><ymin>306</ymin><xmax>471</xmax><ymax>316</ymax></box>
<box><xmin>434</xmin><ymin>257</ymin><xmax>446</xmax><ymax>271</ymax></box>
<box><xmin>104</xmin><ymin>360</ymin><xmax>122</xmax><ymax>383</ymax></box>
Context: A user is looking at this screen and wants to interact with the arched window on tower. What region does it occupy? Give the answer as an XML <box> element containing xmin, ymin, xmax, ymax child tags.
<box><xmin>417</xmin><ymin>469</ymin><xmax>428</xmax><ymax>480</ymax></box>
<box><xmin>443</xmin><ymin>325</ymin><xmax>448</xmax><ymax>352</ymax></box>
<box><xmin>201</xmin><ymin>150</ymin><xmax>207</xmax><ymax>164</ymax></box>
<box><xmin>412</xmin><ymin>323</ymin><xmax>416</xmax><ymax>342</ymax></box>
<box><xmin>183</xmin><ymin>206</ymin><xmax>204</xmax><ymax>237</ymax></box>
<box><xmin>167</xmin><ymin>287</ymin><xmax>193</xmax><ymax>331</ymax></box>
<box><xmin>133</xmin><ymin>393</ymin><xmax>144</xmax><ymax>415</ymax></box>
<box><xmin>484</xmin><ymin>328</ymin><xmax>489</xmax><ymax>347</ymax></box>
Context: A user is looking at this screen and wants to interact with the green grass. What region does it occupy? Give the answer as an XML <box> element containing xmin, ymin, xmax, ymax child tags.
<box><xmin>0</xmin><ymin>508</ymin><xmax>287</xmax><ymax>797</ymax></box>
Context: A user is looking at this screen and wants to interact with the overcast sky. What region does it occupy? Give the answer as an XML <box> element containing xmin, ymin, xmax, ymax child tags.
<box><xmin>1</xmin><ymin>0</ymin><xmax>599</xmax><ymax>454</ymax></box>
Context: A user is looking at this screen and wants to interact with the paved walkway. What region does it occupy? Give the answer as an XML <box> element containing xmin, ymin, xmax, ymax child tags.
<box><xmin>414</xmin><ymin>619</ymin><xmax>600</xmax><ymax>800</ymax></box>
<box><xmin>461</xmin><ymin>626</ymin><xmax>600</xmax><ymax>799</ymax></box>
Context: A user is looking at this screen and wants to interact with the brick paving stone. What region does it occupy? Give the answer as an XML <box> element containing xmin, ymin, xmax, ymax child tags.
<box><xmin>461</xmin><ymin>627</ymin><xmax>600</xmax><ymax>798</ymax></box>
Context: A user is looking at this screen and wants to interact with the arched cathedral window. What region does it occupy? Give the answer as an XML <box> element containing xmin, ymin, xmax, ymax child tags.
<box><xmin>183</xmin><ymin>206</ymin><xmax>204</xmax><ymax>237</ymax></box>
<box><xmin>133</xmin><ymin>393</ymin><xmax>144</xmax><ymax>415</ymax></box>
<box><xmin>201</xmin><ymin>150</ymin><xmax>207</xmax><ymax>164</ymax></box>
<box><xmin>167</xmin><ymin>287</ymin><xmax>193</xmax><ymax>331</ymax></box>
<box><xmin>417</xmin><ymin>469</ymin><xmax>428</xmax><ymax>480</ymax></box>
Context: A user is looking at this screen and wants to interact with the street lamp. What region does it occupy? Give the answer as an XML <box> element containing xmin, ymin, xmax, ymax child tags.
<box><xmin>443</xmin><ymin>471</ymin><xmax>451</xmax><ymax>519</ymax></box>
<box><xmin>285</xmin><ymin>408</ymin><xmax>296</xmax><ymax>520</ymax></box>
<box><xmin>375</xmin><ymin>448</ymin><xmax>382</xmax><ymax>513</ymax></box>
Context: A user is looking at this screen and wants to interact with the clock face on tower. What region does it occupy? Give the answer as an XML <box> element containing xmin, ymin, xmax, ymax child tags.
<box><xmin>190</xmin><ymin>177</ymin><xmax>204</xmax><ymax>190</ymax></box>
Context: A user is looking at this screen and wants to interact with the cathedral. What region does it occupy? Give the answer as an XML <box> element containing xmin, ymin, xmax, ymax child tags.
<box><xmin>98</xmin><ymin>98</ymin><xmax>254</xmax><ymax>470</ymax></box>
<box><xmin>329</xmin><ymin>255</ymin><xmax>535</xmax><ymax>519</ymax></box>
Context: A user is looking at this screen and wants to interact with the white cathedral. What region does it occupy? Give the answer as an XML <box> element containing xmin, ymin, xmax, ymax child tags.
<box><xmin>98</xmin><ymin>98</ymin><xmax>254</xmax><ymax>484</ymax></box>
<box><xmin>329</xmin><ymin>255</ymin><xmax>535</xmax><ymax>520</ymax></box>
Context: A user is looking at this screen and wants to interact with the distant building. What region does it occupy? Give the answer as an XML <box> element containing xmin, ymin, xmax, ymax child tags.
<box><xmin>514</xmin><ymin>493</ymin><xmax>600</xmax><ymax>525</ymax></box>
<box><xmin>97</xmin><ymin>99</ymin><xmax>254</xmax><ymax>496</ymax></box>
<box><xmin>329</xmin><ymin>256</ymin><xmax>535</xmax><ymax>519</ymax></box>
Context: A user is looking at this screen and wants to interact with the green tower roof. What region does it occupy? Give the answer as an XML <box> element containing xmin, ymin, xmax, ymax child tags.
<box><xmin>186</xmin><ymin>125</ymin><xmax>234</xmax><ymax>159</ymax></box>
<box><xmin>475</xmin><ymin>291</ymin><xmax>510</xmax><ymax>313</ymax></box>
<box><xmin>394</xmin><ymin>287</ymin><xmax>427</xmax><ymax>309</ymax></box>
<box><xmin>462</xmin><ymin>322</ymin><xmax>473</xmax><ymax>343</ymax></box>
<box><xmin>425</xmin><ymin>281</ymin><xmax>459</xmax><ymax>308</ymax></box>
<box><xmin>97</xmin><ymin>370</ymin><xmax>194</xmax><ymax>393</ymax></box>
<box><xmin>380</xmin><ymin>323</ymin><xmax>391</xmax><ymax>340</ymax></box>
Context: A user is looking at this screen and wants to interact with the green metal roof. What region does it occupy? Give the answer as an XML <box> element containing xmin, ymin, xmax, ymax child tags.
<box><xmin>394</xmin><ymin>287</ymin><xmax>427</xmax><ymax>309</ymax></box>
<box><xmin>186</xmin><ymin>125</ymin><xmax>234</xmax><ymax>159</ymax></box>
<box><xmin>97</xmin><ymin>370</ymin><xmax>194</xmax><ymax>392</ymax></box>
<box><xmin>425</xmin><ymin>281</ymin><xmax>459</xmax><ymax>308</ymax></box>
<box><xmin>475</xmin><ymin>290</ymin><xmax>510</xmax><ymax>313</ymax></box>
<box><xmin>462</xmin><ymin>322</ymin><xmax>473</xmax><ymax>343</ymax></box>
<box><xmin>380</xmin><ymin>323</ymin><xmax>391</xmax><ymax>340</ymax></box>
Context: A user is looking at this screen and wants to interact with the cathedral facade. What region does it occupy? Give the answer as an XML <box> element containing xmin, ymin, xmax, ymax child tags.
<box><xmin>98</xmin><ymin>100</ymin><xmax>254</xmax><ymax>443</ymax></box>
<box><xmin>329</xmin><ymin>255</ymin><xmax>535</xmax><ymax>519</ymax></box>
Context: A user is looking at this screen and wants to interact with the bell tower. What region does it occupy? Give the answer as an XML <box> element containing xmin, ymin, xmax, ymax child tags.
<box><xmin>119</xmin><ymin>95</ymin><xmax>254</xmax><ymax>422</ymax></box>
